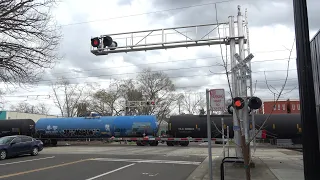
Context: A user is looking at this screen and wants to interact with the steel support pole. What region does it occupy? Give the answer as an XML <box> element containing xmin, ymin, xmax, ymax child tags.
<box><xmin>206</xmin><ymin>89</ymin><xmax>213</xmax><ymax>180</ymax></box>
<box><xmin>222</xmin><ymin>118</ymin><xmax>225</xmax><ymax>158</ymax></box>
<box><xmin>292</xmin><ymin>0</ymin><xmax>320</xmax><ymax>179</ymax></box>
<box><xmin>237</xmin><ymin>6</ymin><xmax>250</xmax><ymax>143</ymax></box>
<box><xmin>245</xmin><ymin>8</ymin><xmax>256</xmax><ymax>152</ymax></box>
<box><xmin>228</xmin><ymin>15</ymin><xmax>242</xmax><ymax>157</ymax></box>
<box><xmin>227</xmin><ymin>126</ymin><xmax>230</xmax><ymax>157</ymax></box>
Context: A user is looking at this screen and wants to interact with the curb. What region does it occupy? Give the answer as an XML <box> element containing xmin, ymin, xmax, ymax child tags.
<box><xmin>186</xmin><ymin>156</ymin><xmax>210</xmax><ymax>180</ymax></box>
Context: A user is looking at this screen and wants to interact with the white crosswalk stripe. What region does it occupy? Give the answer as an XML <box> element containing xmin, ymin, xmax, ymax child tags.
<box><xmin>91</xmin><ymin>158</ymin><xmax>202</xmax><ymax>165</ymax></box>
<box><xmin>41</xmin><ymin>146</ymin><xmax>223</xmax><ymax>157</ymax></box>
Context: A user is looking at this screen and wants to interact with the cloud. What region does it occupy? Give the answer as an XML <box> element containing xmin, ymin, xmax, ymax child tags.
<box><xmin>2</xmin><ymin>0</ymin><xmax>315</xmax><ymax>115</ymax></box>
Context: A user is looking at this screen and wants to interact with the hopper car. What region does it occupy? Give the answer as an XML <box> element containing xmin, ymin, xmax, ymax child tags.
<box><xmin>0</xmin><ymin>113</ymin><xmax>302</xmax><ymax>147</ymax></box>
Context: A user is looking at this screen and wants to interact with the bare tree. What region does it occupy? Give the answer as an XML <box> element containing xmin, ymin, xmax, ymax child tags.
<box><xmin>136</xmin><ymin>68</ymin><xmax>176</xmax><ymax>133</ymax></box>
<box><xmin>90</xmin><ymin>80</ymin><xmax>126</xmax><ymax>116</ymax></box>
<box><xmin>10</xmin><ymin>101</ymin><xmax>50</xmax><ymax>115</ymax></box>
<box><xmin>0</xmin><ymin>0</ymin><xmax>61</xmax><ymax>86</ymax></box>
<box><xmin>35</xmin><ymin>102</ymin><xmax>51</xmax><ymax>115</ymax></box>
<box><xmin>181</xmin><ymin>91</ymin><xmax>205</xmax><ymax>114</ymax></box>
<box><xmin>0</xmin><ymin>90</ymin><xmax>4</xmax><ymax>109</ymax></box>
<box><xmin>51</xmin><ymin>78</ymin><xmax>93</xmax><ymax>117</ymax></box>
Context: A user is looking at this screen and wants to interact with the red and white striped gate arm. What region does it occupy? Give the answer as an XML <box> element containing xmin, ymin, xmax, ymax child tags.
<box><xmin>107</xmin><ymin>136</ymin><xmax>221</xmax><ymax>142</ymax></box>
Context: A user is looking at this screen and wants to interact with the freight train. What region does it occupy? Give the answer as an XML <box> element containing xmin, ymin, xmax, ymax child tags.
<box><xmin>0</xmin><ymin>113</ymin><xmax>302</xmax><ymax>147</ymax></box>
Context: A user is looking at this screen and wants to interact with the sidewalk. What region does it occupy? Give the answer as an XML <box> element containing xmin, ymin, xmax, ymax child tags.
<box><xmin>186</xmin><ymin>148</ymin><xmax>304</xmax><ymax>180</ymax></box>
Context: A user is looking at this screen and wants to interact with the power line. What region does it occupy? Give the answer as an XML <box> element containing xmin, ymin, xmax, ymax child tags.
<box><xmin>59</xmin><ymin>0</ymin><xmax>235</xmax><ymax>27</ymax></box>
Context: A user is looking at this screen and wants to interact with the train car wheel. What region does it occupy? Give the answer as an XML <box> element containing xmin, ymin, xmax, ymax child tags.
<box><xmin>136</xmin><ymin>141</ymin><xmax>142</xmax><ymax>146</ymax></box>
<box><xmin>166</xmin><ymin>141</ymin><xmax>174</xmax><ymax>146</ymax></box>
<box><xmin>51</xmin><ymin>139</ymin><xmax>57</xmax><ymax>146</ymax></box>
<box><xmin>149</xmin><ymin>141</ymin><xmax>159</xmax><ymax>146</ymax></box>
<box><xmin>179</xmin><ymin>141</ymin><xmax>189</xmax><ymax>146</ymax></box>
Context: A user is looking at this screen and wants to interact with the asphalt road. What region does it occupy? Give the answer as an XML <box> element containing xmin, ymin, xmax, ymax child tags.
<box><xmin>0</xmin><ymin>144</ymin><xmax>212</xmax><ymax>180</ymax></box>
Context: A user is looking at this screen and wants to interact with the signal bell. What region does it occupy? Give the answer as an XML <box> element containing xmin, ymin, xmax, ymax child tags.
<box><xmin>248</xmin><ymin>96</ymin><xmax>262</xmax><ymax>110</ymax></box>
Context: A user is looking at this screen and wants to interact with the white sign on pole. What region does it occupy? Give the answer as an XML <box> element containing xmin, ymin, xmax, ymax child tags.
<box><xmin>209</xmin><ymin>89</ymin><xmax>225</xmax><ymax>111</ymax></box>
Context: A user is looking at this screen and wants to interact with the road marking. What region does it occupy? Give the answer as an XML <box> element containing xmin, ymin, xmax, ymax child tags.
<box><xmin>0</xmin><ymin>156</ymin><xmax>55</xmax><ymax>166</ymax></box>
<box><xmin>0</xmin><ymin>158</ymin><xmax>92</xmax><ymax>179</ymax></box>
<box><xmin>91</xmin><ymin>158</ymin><xmax>202</xmax><ymax>165</ymax></box>
<box><xmin>85</xmin><ymin>163</ymin><xmax>136</xmax><ymax>180</ymax></box>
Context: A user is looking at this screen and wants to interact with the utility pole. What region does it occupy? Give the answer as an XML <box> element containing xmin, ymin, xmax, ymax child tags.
<box><xmin>292</xmin><ymin>0</ymin><xmax>320</xmax><ymax>179</ymax></box>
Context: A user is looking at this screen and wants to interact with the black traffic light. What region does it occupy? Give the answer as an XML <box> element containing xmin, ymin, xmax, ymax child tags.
<box><xmin>91</xmin><ymin>37</ymin><xmax>100</xmax><ymax>48</ymax></box>
<box><xmin>146</xmin><ymin>101</ymin><xmax>155</xmax><ymax>106</ymax></box>
<box><xmin>227</xmin><ymin>104</ymin><xmax>251</xmax><ymax>115</ymax></box>
<box><xmin>227</xmin><ymin>104</ymin><xmax>233</xmax><ymax>114</ymax></box>
<box><xmin>248</xmin><ymin>96</ymin><xmax>262</xmax><ymax>110</ymax></box>
<box><xmin>91</xmin><ymin>36</ymin><xmax>118</xmax><ymax>50</ymax></box>
<box><xmin>233</xmin><ymin>97</ymin><xmax>245</xmax><ymax>110</ymax></box>
<box><xmin>102</xmin><ymin>36</ymin><xmax>118</xmax><ymax>50</ymax></box>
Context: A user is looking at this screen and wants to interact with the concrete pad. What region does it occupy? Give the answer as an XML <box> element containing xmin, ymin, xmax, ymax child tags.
<box><xmin>186</xmin><ymin>148</ymin><xmax>304</xmax><ymax>180</ymax></box>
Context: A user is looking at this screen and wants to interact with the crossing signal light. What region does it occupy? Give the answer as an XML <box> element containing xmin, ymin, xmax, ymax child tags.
<box><xmin>91</xmin><ymin>36</ymin><xmax>118</xmax><ymax>50</ymax></box>
<box><xmin>248</xmin><ymin>96</ymin><xmax>262</xmax><ymax>110</ymax></box>
<box><xmin>146</xmin><ymin>101</ymin><xmax>155</xmax><ymax>106</ymax></box>
<box><xmin>227</xmin><ymin>104</ymin><xmax>252</xmax><ymax>115</ymax></box>
<box><xmin>91</xmin><ymin>37</ymin><xmax>100</xmax><ymax>48</ymax></box>
<box><xmin>233</xmin><ymin>97</ymin><xmax>245</xmax><ymax>110</ymax></box>
<box><xmin>227</xmin><ymin>104</ymin><xmax>233</xmax><ymax>114</ymax></box>
<box><xmin>102</xmin><ymin>36</ymin><xmax>118</xmax><ymax>50</ymax></box>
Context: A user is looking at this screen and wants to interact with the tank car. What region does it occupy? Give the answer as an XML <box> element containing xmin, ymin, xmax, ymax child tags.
<box><xmin>35</xmin><ymin>115</ymin><xmax>158</xmax><ymax>145</ymax></box>
<box><xmin>0</xmin><ymin>119</ymin><xmax>35</xmax><ymax>137</ymax></box>
<box><xmin>167</xmin><ymin>114</ymin><xmax>302</xmax><ymax>142</ymax></box>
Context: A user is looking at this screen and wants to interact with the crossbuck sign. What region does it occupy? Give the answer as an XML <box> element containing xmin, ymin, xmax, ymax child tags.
<box><xmin>210</xmin><ymin>89</ymin><xmax>225</xmax><ymax>111</ymax></box>
<box><xmin>232</xmin><ymin>53</ymin><xmax>254</xmax><ymax>80</ymax></box>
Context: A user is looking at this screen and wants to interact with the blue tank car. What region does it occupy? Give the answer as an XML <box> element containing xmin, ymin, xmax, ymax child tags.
<box><xmin>35</xmin><ymin>115</ymin><xmax>158</xmax><ymax>143</ymax></box>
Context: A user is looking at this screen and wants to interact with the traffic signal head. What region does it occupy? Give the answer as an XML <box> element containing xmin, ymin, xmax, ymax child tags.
<box><xmin>227</xmin><ymin>104</ymin><xmax>233</xmax><ymax>114</ymax></box>
<box><xmin>248</xmin><ymin>96</ymin><xmax>262</xmax><ymax>110</ymax></box>
<box><xmin>146</xmin><ymin>101</ymin><xmax>155</xmax><ymax>106</ymax></box>
<box><xmin>91</xmin><ymin>37</ymin><xmax>100</xmax><ymax>48</ymax></box>
<box><xmin>233</xmin><ymin>97</ymin><xmax>245</xmax><ymax>109</ymax></box>
<box><xmin>227</xmin><ymin>104</ymin><xmax>252</xmax><ymax>114</ymax></box>
<box><xmin>102</xmin><ymin>36</ymin><xmax>118</xmax><ymax>50</ymax></box>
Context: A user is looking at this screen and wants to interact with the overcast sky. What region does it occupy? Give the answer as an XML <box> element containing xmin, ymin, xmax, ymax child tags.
<box><xmin>1</xmin><ymin>0</ymin><xmax>319</xmax><ymax>115</ymax></box>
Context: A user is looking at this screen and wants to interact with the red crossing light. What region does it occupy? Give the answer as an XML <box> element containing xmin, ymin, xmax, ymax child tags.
<box><xmin>91</xmin><ymin>37</ymin><xmax>100</xmax><ymax>48</ymax></box>
<box><xmin>233</xmin><ymin>97</ymin><xmax>245</xmax><ymax>109</ymax></box>
<box><xmin>151</xmin><ymin>101</ymin><xmax>155</xmax><ymax>105</ymax></box>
